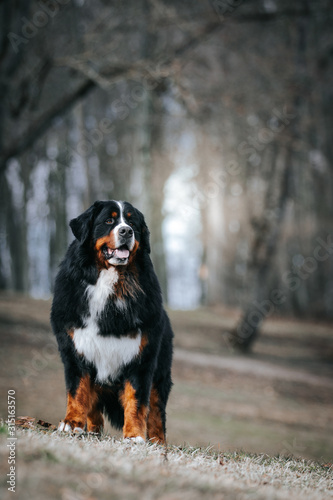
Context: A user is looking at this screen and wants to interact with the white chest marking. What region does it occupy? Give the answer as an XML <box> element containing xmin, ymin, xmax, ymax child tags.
<box><xmin>73</xmin><ymin>268</ymin><xmax>141</xmax><ymax>382</ymax></box>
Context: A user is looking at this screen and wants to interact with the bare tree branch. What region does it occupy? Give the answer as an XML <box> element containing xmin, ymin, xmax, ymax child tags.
<box><xmin>0</xmin><ymin>79</ymin><xmax>95</xmax><ymax>171</ymax></box>
<box><xmin>1</xmin><ymin>4</ymin><xmax>331</xmax><ymax>174</ymax></box>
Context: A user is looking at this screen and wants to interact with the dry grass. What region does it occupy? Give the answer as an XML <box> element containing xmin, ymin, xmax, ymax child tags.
<box><xmin>0</xmin><ymin>427</ymin><xmax>332</xmax><ymax>500</ymax></box>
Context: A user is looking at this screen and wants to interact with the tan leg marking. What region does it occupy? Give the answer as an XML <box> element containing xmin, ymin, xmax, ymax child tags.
<box><xmin>120</xmin><ymin>381</ymin><xmax>148</xmax><ymax>440</ymax></box>
<box><xmin>61</xmin><ymin>374</ymin><xmax>103</xmax><ymax>433</ymax></box>
<box><xmin>87</xmin><ymin>388</ymin><xmax>104</xmax><ymax>433</ymax></box>
<box><xmin>147</xmin><ymin>387</ymin><xmax>165</xmax><ymax>444</ymax></box>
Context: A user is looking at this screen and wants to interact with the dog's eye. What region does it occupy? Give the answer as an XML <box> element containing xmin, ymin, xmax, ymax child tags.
<box><xmin>105</xmin><ymin>218</ymin><xmax>115</xmax><ymax>225</ymax></box>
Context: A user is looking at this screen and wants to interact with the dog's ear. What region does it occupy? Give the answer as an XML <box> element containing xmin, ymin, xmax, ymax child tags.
<box><xmin>141</xmin><ymin>220</ymin><xmax>151</xmax><ymax>254</ymax></box>
<box><xmin>135</xmin><ymin>208</ymin><xmax>151</xmax><ymax>254</ymax></box>
<box><xmin>70</xmin><ymin>201</ymin><xmax>103</xmax><ymax>244</ymax></box>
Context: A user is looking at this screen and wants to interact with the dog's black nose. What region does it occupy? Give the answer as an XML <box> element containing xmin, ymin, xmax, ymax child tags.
<box><xmin>119</xmin><ymin>226</ymin><xmax>133</xmax><ymax>237</ymax></box>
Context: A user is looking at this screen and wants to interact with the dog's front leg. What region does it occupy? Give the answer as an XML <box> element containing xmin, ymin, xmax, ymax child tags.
<box><xmin>58</xmin><ymin>373</ymin><xmax>92</xmax><ymax>434</ymax></box>
<box><xmin>120</xmin><ymin>380</ymin><xmax>149</xmax><ymax>443</ymax></box>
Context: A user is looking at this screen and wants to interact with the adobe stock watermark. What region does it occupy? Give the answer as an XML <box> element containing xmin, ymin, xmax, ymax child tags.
<box><xmin>280</xmin><ymin>438</ymin><xmax>306</xmax><ymax>458</ymax></box>
<box><xmin>7</xmin><ymin>390</ymin><xmax>17</xmax><ymax>493</ymax></box>
<box><xmin>237</xmin><ymin>234</ymin><xmax>333</xmax><ymax>342</ymax></box>
<box><xmin>238</xmin><ymin>106</ymin><xmax>296</xmax><ymax>166</ymax></box>
<box><xmin>63</xmin><ymin>59</ymin><xmax>170</xmax><ymax>163</ymax></box>
<box><xmin>183</xmin><ymin>105</ymin><xmax>296</xmax><ymax>219</ymax></box>
<box><xmin>211</xmin><ymin>0</ymin><xmax>244</xmax><ymax>22</ymax></box>
<box><xmin>62</xmin><ymin>472</ymin><xmax>105</xmax><ymax>500</ymax></box>
<box><xmin>183</xmin><ymin>159</ymin><xmax>241</xmax><ymax>219</ymax></box>
<box><xmin>17</xmin><ymin>331</ymin><xmax>58</xmax><ymax>383</ymax></box>
<box><xmin>63</xmin><ymin>88</ymin><xmax>148</xmax><ymax>163</ymax></box>
<box><xmin>8</xmin><ymin>0</ymin><xmax>72</xmax><ymax>54</ymax></box>
<box><xmin>64</xmin><ymin>116</ymin><xmax>115</xmax><ymax>163</ymax></box>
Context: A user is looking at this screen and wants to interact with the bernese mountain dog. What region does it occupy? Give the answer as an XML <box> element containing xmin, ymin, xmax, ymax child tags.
<box><xmin>51</xmin><ymin>200</ymin><xmax>173</xmax><ymax>444</ymax></box>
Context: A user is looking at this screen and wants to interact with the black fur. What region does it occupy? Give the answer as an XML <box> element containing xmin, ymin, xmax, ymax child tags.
<box><xmin>51</xmin><ymin>200</ymin><xmax>173</xmax><ymax>438</ymax></box>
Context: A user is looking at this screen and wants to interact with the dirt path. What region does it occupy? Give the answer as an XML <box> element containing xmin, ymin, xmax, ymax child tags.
<box><xmin>174</xmin><ymin>348</ymin><xmax>333</xmax><ymax>388</ymax></box>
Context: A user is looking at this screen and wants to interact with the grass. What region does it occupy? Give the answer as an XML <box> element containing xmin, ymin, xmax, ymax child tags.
<box><xmin>0</xmin><ymin>428</ymin><xmax>332</xmax><ymax>500</ymax></box>
<box><xmin>0</xmin><ymin>424</ymin><xmax>8</xmax><ymax>435</ymax></box>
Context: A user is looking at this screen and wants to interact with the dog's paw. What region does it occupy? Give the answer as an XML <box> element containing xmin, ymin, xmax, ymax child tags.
<box><xmin>124</xmin><ymin>436</ymin><xmax>145</xmax><ymax>445</ymax></box>
<box><xmin>73</xmin><ymin>427</ymin><xmax>84</xmax><ymax>435</ymax></box>
<box><xmin>58</xmin><ymin>421</ymin><xmax>84</xmax><ymax>434</ymax></box>
<box><xmin>58</xmin><ymin>421</ymin><xmax>72</xmax><ymax>433</ymax></box>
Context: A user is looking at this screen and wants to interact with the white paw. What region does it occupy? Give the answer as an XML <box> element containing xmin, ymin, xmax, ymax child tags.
<box><xmin>124</xmin><ymin>436</ymin><xmax>145</xmax><ymax>445</ymax></box>
<box><xmin>58</xmin><ymin>422</ymin><xmax>72</xmax><ymax>433</ymax></box>
<box><xmin>73</xmin><ymin>427</ymin><xmax>84</xmax><ymax>435</ymax></box>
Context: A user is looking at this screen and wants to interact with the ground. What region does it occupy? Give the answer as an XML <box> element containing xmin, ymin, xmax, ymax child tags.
<box><xmin>0</xmin><ymin>292</ymin><xmax>332</xmax><ymax>498</ymax></box>
<box><xmin>1</xmin><ymin>426</ymin><xmax>333</xmax><ymax>500</ymax></box>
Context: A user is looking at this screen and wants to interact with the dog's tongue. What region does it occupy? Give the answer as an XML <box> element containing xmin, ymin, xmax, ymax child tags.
<box><xmin>114</xmin><ymin>248</ymin><xmax>129</xmax><ymax>259</ymax></box>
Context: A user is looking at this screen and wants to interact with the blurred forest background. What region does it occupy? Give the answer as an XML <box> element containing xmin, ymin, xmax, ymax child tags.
<box><xmin>1</xmin><ymin>0</ymin><xmax>333</xmax><ymax>350</ymax></box>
